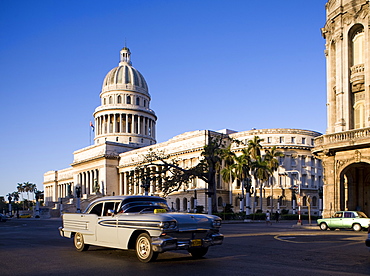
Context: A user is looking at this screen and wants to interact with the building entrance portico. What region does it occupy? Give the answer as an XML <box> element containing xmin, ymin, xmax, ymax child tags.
<box><xmin>340</xmin><ymin>162</ymin><xmax>370</xmax><ymax>215</ymax></box>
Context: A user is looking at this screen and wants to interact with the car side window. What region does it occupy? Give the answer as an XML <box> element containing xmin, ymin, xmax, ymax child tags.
<box><xmin>344</xmin><ymin>212</ymin><xmax>353</xmax><ymax>218</ymax></box>
<box><xmin>103</xmin><ymin>201</ymin><xmax>120</xmax><ymax>216</ymax></box>
<box><xmin>334</xmin><ymin>212</ymin><xmax>343</xmax><ymax>218</ymax></box>
<box><xmin>89</xmin><ymin>203</ymin><xmax>103</xmax><ymax>216</ymax></box>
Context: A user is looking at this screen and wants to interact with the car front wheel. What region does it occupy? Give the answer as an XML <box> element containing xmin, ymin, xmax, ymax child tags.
<box><xmin>320</xmin><ymin>222</ymin><xmax>328</xmax><ymax>231</ymax></box>
<box><xmin>135</xmin><ymin>233</ymin><xmax>158</xmax><ymax>263</ymax></box>
<box><xmin>74</xmin><ymin>232</ymin><xmax>89</xmax><ymax>252</ymax></box>
<box><xmin>188</xmin><ymin>247</ymin><xmax>208</xmax><ymax>258</ymax></box>
<box><xmin>352</xmin><ymin>223</ymin><xmax>362</xmax><ymax>232</ymax></box>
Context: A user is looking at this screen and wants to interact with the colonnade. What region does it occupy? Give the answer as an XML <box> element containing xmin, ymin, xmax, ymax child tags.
<box><xmin>57</xmin><ymin>182</ymin><xmax>73</xmax><ymax>199</ymax></box>
<box><xmin>95</xmin><ymin>113</ymin><xmax>155</xmax><ymax>138</ymax></box>
<box><xmin>77</xmin><ymin>169</ymin><xmax>100</xmax><ymax>195</ymax></box>
<box><xmin>119</xmin><ymin>168</ymin><xmax>162</xmax><ymax>196</ymax></box>
<box><xmin>44</xmin><ymin>185</ymin><xmax>54</xmax><ymax>203</ymax></box>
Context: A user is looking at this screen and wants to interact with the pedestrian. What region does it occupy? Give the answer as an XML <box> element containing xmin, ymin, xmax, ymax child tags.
<box><xmin>275</xmin><ymin>210</ymin><xmax>280</xmax><ymax>223</ymax></box>
<box><xmin>266</xmin><ymin>210</ymin><xmax>272</xmax><ymax>225</ymax></box>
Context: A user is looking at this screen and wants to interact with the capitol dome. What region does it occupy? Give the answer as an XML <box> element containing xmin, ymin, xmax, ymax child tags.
<box><xmin>94</xmin><ymin>47</ymin><xmax>156</xmax><ymax>148</ymax></box>
<box><xmin>102</xmin><ymin>47</ymin><xmax>149</xmax><ymax>95</ymax></box>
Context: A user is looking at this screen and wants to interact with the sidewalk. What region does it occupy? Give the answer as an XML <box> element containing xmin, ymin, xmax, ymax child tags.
<box><xmin>222</xmin><ymin>219</ymin><xmax>318</xmax><ymax>229</ymax></box>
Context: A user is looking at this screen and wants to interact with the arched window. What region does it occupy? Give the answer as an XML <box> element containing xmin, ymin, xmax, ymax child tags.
<box><xmin>351</xmin><ymin>27</ymin><xmax>364</xmax><ymax>66</ymax></box>
<box><xmin>190</xmin><ymin>197</ymin><xmax>195</xmax><ymax>210</ymax></box>
<box><xmin>312</xmin><ymin>196</ymin><xmax>317</xmax><ymax>207</ymax></box>
<box><xmin>117</xmin><ymin>95</ymin><xmax>122</xmax><ymax>104</ymax></box>
<box><xmin>183</xmin><ymin>198</ymin><xmax>188</xmax><ymax>212</ymax></box>
<box><xmin>136</xmin><ymin>97</ymin><xmax>140</xmax><ymax>105</ymax></box>
<box><xmin>175</xmin><ymin>198</ymin><xmax>180</xmax><ymax>211</ymax></box>
<box><xmin>267</xmin><ymin>196</ymin><xmax>271</xmax><ymax>206</ymax></box>
<box><xmin>280</xmin><ymin>196</ymin><xmax>286</xmax><ymax>206</ymax></box>
<box><xmin>126</xmin><ymin>95</ymin><xmax>131</xmax><ymax>104</ymax></box>
<box><xmin>103</xmin><ymin>98</ymin><xmax>106</xmax><ymax>105</ymax></box>
<box><xmin>218</xmin><ymin>197</ymin><xmax>223</xmax><ymax>207</ymax></box>
<box><xmin>109</xmin><ymin>96</ymin><xmax>113</xmax><ymax>104</ymax></box>
<box><xmin>354</xmin><ymin>100</ymin><xmax>365</xmax><ymax>129</ymax></box>
<box><xmin>302</xmin><ymin>196</ymin><xmax>307</xmax><ymax>206</ymax></box>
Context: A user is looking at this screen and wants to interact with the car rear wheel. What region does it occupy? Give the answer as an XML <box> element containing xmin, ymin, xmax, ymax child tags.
<box><xmin>320</xmin><ymin>222</ymin><xmax>328</xmax><ymax>231</ymax></box>
<box><xmin>188</xmin><ymin>247</ymin><xmax>208</xmax><ymax>258</ymax></box>
<box><xmin>352</xmin><ymin>223</ymin><xmax>362</xmax><ymax>232</ymax></box>
<box><xmin>74</xmin><ymin>232</ymin><xmax>89</xmax><ymax>252</ymax></box>
<box><xmin>135</xmin><ymin>233</ymin><xmax>158</xmax><ymax>263</ymax></box>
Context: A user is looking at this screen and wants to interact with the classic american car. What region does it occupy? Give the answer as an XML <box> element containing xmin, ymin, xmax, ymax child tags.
<box><xmin>59</xmin><ymin>196</ymin><xmax>223</xmax><ymax>262</ymax></box>
<box><xmin>317</xmin><ymin>211</ymin><xmax>370</xmax><ymax>231</ymax></box>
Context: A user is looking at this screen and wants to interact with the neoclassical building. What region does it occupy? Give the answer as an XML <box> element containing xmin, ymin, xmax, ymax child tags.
<box><xmin>313</xmin><ymin>0</ymin><xmax>370</xmax><ymax>217</ymax></box>
<box><xmin>44</xmin><ymin>47</ymin><xmax>324</xmax><ymax>216</ymax></box>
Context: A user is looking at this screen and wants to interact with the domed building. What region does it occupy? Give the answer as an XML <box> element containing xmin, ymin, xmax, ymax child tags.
<box><xmin>43</xmin><ymin>47</ymin><xmax>324</xmax><ymax>217</ymax></box>
<box><xmin>44</xmin><ymin>47</ymin><xmax>157</xmax><ymax>204</ymax></box>
<box><xmin>94</xmin><ymin>47</ymin><xmax>156</xmax><ymax>146</ymax></box>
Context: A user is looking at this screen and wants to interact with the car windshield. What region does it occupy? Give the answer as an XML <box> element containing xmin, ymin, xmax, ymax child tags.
<box><xmin>120</xmin><ymin>200</ymin><xmax>169</xmax><ymax>213</ymax></box>
<box><xmin>356</xmin><ymin>211</ymin><xmax>368</xmax><ymax>218</ymax></box>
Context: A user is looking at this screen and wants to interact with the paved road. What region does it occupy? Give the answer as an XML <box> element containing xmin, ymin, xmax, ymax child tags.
<box><xmin>1</xmin><ymin>219</ymin><xmax>369</xmax><ymax>276</ymax></box>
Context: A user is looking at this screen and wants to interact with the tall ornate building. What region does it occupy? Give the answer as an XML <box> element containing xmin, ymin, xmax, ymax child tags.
<box><xmin>44</xmin><ymin>47</ymin><xmax>323</xmax><ymax>216</ymax></box>
<box><xmin>313</xmin><ymin>0</ymin><xmax>370</xmax><ymax>216</ymax></box>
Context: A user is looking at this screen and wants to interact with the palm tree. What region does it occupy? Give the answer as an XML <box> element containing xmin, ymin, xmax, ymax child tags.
<box><xmin>232</xmin><ymin>148</ymin><xmax>252</xmax><ymax>213</ymax></box>
<box><xmin>22</xmin><ymin>182</ymin><xmax>34</xmax><ymax>201</ymax></box>
<box><xmin>11</xmin><ymin>192</ymin><xmax>20</xmax><ymax>202</ymax></box>
<box><xmin>252</xmin><ymin>155</ymin><xmax>271</xmax><ymax>212</ymax></box>
<box><xmin>6</xmin><ymin>193</ymin><xmax>12</xmax><ymax>203</ymax></box>
<box><xmin>248</xmin><ymin>136</ymin><xmax>263</xmax><ymax>160</ymax></box>
<box><xmin>248</xmin><ymin>136</ymin><xmax>265</xmax><ymax>212</ymax></box>
<box><xmin>220</xmin><ymin>145</ymin><xmax>236</xmax><ymax>205</ymax></box>
<box><xmin>30</xmin><ymin>183</ymin><xmax>37</xmax><ymax>200</ymax></box>
<box><xmin>264</xmin><ymin>146</ymin><xmax>284</xmax><ymax>212</ymax></box>
<box><xmin>17</xmin><ymin>183</ymin><xmax>24</xmax><ymax>201</ymax></box>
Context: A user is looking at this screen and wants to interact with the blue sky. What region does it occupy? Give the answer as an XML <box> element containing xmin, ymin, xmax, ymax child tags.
<box><xmin>0</xmin><ymin>0</ymin><xmax>328</xmax><ymax>197</ymax></box>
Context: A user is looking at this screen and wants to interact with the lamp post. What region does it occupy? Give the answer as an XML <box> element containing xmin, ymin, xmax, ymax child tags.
<box><xmin>282</xmin><ymin>170</ymin><xmax>302</xmax><ymax>225</ymax></box>
<box><xmin>141</xmin><ymin>176</ymin><xmax>151</xmax><ymax>196</ymax></box>
<box><xmin>75</xmin><ymin>185</ymin><xmax>82</xmax><ymax>213</ymax></box>
<box><xmin>237</xmin><ymin>193</ymin><xmax>244</xmax><ymax>213</ymax></box>
<box><xmin>7</xmin><ymin>195</ymin><xmax>12</xmax><ymax>217</ymax></box>
<box><xmin>244</xmin><ymin>178</ymin><xmax>252</xmax><ymax>215</ymax></box>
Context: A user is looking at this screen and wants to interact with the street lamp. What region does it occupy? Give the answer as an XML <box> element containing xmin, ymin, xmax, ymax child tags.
<box><xmin>140</xmin><ymin>176</ymin><xmax>151</xmax><ymax>196</ymax></box>
<box><xmin>75</xmin><ymin>185</ymin><xmax>82</xmax><ymax>213</ymax></box>
<box><xmin>281</xmin><ymin>170</ymin><xmax>302</xmax><ymax>225</ymax></box>
<box><xmin>237</xmin><ymin>193</ymin><xmax>244</xmax><ymax>213</ymax></box>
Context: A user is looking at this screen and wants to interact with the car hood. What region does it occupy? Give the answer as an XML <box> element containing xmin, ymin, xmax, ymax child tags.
<box><xmin>118</xmin><ymin>212</ymin><xmax>220</xmax><ymax>231</ymax></box>
<box><xmin>165</xmin><ymin>213</ymin><xmax>220</xmax><ymax>230</ymax></box>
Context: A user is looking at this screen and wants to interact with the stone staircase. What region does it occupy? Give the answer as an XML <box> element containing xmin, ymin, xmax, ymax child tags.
<box><xmin>48</xmin><ymin>194</ymin><xmax>104</xmax><ymax>216</ymax></box>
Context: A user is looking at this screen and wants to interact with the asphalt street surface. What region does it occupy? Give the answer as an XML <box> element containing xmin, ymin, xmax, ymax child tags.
<box><xmin>1</xmin><ymin>218</ymin><xmax>370</xmax><ymax>276</ymax></box>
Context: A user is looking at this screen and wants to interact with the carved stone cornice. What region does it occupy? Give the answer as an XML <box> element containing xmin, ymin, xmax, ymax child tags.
<box><xmin>335</xmin><ymin>150</ymin><xmax>370</xmax><ymax>172</ymax></box>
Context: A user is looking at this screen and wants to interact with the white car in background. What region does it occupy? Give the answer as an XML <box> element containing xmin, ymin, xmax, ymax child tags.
<box><xmin>59</xmin><ymin>196</ymin><xmax>224</xmax><ymax>262</ymax></box>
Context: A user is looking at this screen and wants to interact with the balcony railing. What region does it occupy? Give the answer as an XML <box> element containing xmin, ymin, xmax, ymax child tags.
<box><xmin>314</xmin><ymin>127</ymin><xmax>370</xmax><ymax>147</ymax></box>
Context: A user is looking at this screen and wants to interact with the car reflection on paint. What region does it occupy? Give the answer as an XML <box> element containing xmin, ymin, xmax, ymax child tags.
<box><xmin>318</xmin><ymin>211</ymin><xmax>370</xmax><ymax>231</ymax></box>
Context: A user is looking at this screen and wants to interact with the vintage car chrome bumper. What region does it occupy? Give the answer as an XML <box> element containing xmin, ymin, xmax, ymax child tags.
<box><xmin>151</xmin><ymin>232</ymin><xmax>224</xmax><ymax>253</ymax></box>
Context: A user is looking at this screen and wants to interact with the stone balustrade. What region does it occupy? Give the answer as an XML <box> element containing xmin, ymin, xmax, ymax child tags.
<box><xmin>314</xmin><ymin>127</ymin><xmax>370</xmax><ymax>147</ymax></box>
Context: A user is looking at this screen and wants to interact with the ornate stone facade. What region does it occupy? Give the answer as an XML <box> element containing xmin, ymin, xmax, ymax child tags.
<box><xmin>313</xmin><ymin>0</ymin><xmax>370</xmax><ymax>217</ymax></box>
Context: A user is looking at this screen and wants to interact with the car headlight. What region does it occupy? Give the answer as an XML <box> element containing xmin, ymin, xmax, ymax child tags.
<box><xmin>212</xmin><ymin>220</ymin><xmax>222</xmax><ymax>228</ymax></box>
<box><xmin>159</xmin><ymin>221</ymin><xmax>177</xmax><ymax>229</ymax></box>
